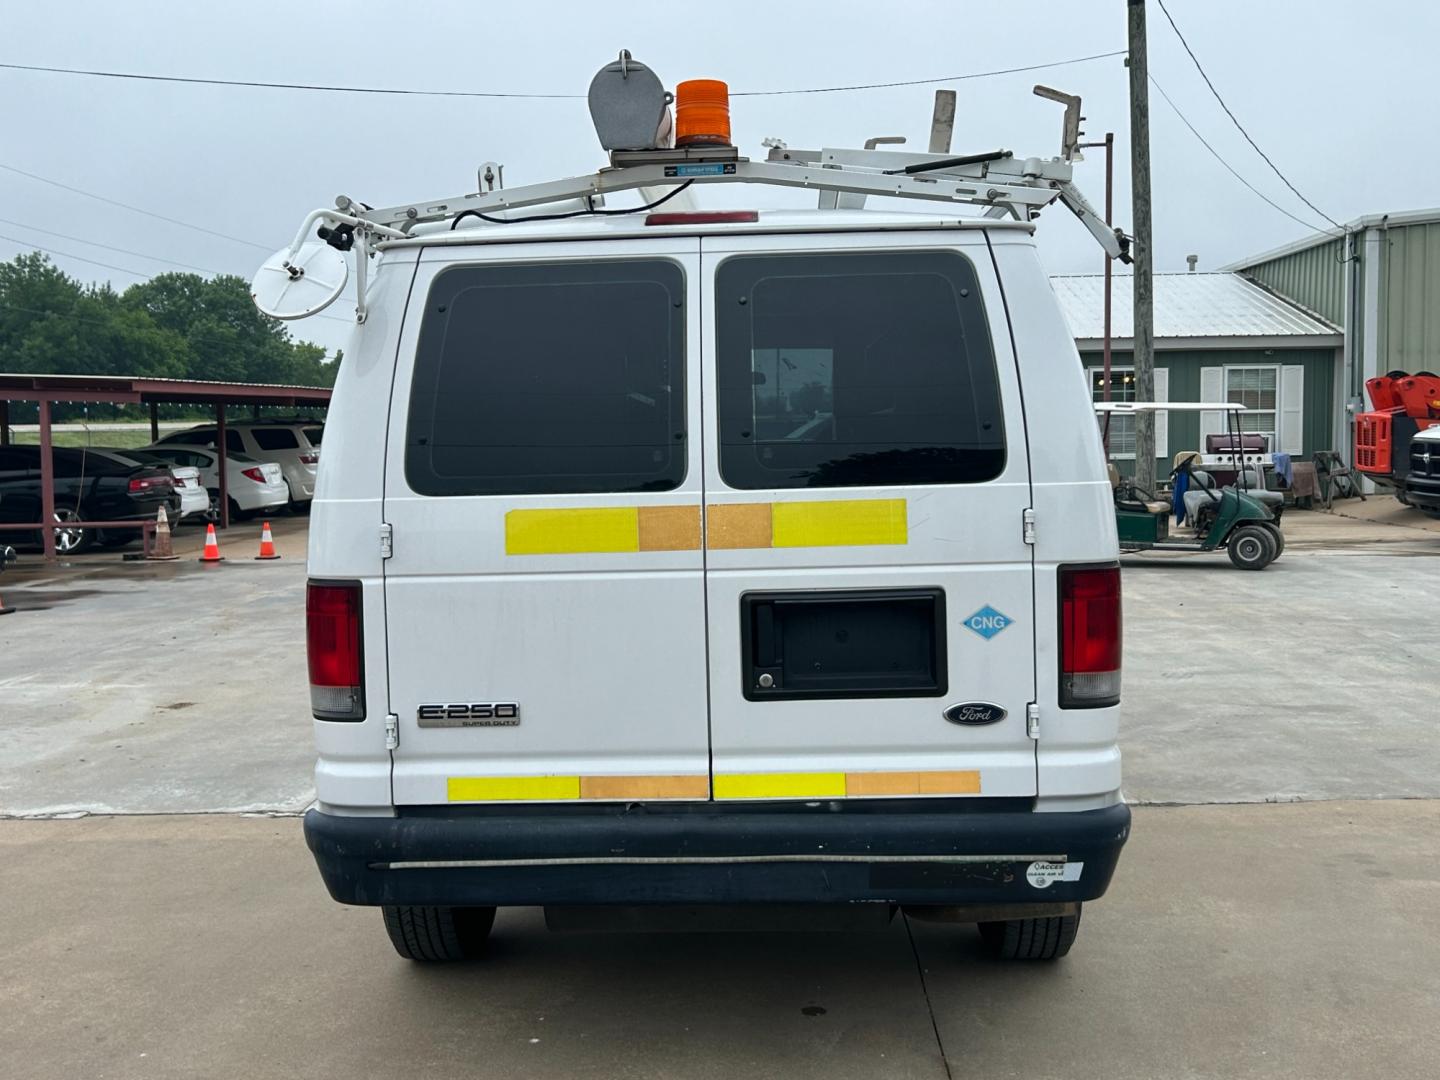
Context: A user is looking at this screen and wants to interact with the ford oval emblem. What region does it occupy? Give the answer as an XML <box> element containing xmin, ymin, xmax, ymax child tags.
<box><xmin>944</xmin><ymin>702</ymin><xmax>1007</xmax><ymax>726</ymax></box>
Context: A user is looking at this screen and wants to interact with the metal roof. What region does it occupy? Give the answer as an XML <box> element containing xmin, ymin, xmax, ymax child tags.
<box><xmin>1050</xmin><ymin>271</ymin><xmax>1341</xmax><ymax>345</ymax></box>
<box><xmin>1225</xmin><ymin>207</ymin><xmax>1440</xmax><ymax>270</ymax></box>
<box><xmin>0</xmin><ymin>373</ymin><xmax>332</xmax><ymax>405</ymax></box>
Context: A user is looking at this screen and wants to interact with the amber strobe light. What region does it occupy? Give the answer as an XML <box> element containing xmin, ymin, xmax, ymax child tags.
<box><xmin>674</xmin><ymin>79</ymin><xmax>732</xmax><ymax>146</ymax></box>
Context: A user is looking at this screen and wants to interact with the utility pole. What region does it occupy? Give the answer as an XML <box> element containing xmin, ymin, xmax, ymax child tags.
<box><xmin>1128</xmin><ymin>0</ymin><xmax>1157</xmax><ymax>490</ymax></box>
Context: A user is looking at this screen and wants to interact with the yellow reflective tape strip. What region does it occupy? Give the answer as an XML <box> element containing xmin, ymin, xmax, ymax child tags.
<box><xmin>715</xmin><ymin>770</ymin><xmax>982</xmax><ymax>799</ymax></box>
<box><xmin>448</xmin><ymin>776</ymin><xmax>581</xmax><ymax>802</ymax></box>
<box><xmin>770</xmin><ymin>499</ymin><xmax>908</xmax><ymax>548</ymax></box>
<box><xmin>579</xmin><ymin>774</ymin><xmax>710</xmax><ymax>800</ymax></box>
<box><xmin>507</xmin><ymin>499</ymin><xmax>908</xmax><ymax>554</ymax></box>
<box><xmin>505</xmin><ymin>508</ymin><xmax>640</xmax><ymax>555</ymax></box>
<box><xmin>713</xmin><ymin>772</ymin><xmax>848</xmax><ymax>799</ymax></box>
<box><xmin>636</xmin><ymin>505</ymin><xmax>702</xmax><ymax>551</ymax></box>
<box><xmin>916</xmin><ymin>770</ymin><xmax>982</xmax><ymax>795</ymax></box>
<box><xmin>705</xmin><ymin>502</ymin><xmax>773</xmax><ymax>549</ymax></box>
<box><xmin>448</xmin><ymin>775</ymin><xmax>711</xmax><ymax>802</ymax></box>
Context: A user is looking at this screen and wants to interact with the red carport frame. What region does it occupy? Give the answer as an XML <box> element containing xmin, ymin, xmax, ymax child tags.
<box><xmin>0</xmin><ymin>374</ymin><xmax>331</xmax><ymax>562</ymax></box>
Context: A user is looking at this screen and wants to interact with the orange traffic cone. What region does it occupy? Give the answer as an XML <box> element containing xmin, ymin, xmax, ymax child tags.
<box><xmin>198</xmin><ymin>523</ymin><xmax>225</xmax><ymax>563</ymax></box>
<box><xmin>254</xmin><ymin>520</ymin><xmax>281</xmax><ymax>561</ymax></box>
<box><xmin>148</xmin><ymin>506</ymin><xmax>179</xmax><ymax>561</ymax></box>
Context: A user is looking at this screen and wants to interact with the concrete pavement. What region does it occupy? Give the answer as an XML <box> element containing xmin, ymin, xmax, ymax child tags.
<box><xmin>1</xmin><ymin>801</ymin><xmax>1435</xmax><ymax>1080</ymax></box>
<box><xmin>4</xmin><ymin>513</ymin><xmax>1437</xmax><ymax>815</ymax></box>
<box><xmin>3</xmin><ymin>506</ymin><xmax>1438</xmax><ymax>1079</ymax></box>
<box><xmin>0</xmin><ymin>520</ymin><xmax>312</xmax><ymax>816</ymax></box>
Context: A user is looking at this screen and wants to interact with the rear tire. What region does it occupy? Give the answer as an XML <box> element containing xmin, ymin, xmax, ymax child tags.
<box><xmin>1263</xmin><ymin>524</ymin><xmax>1285</xmax><ymax>557</ymax></box>
<box><xmin>382</xmin><ymin>905</ymin><xmax>497</xmax><ymax>962</ymax></box>
<box><xmin>1226</xmin><ymin>525</ymin><xmax>1276</xmax><ymax>570</ymax></box>
<box><xmin>978</xmin><ymin>908</ymin><xmax>1082</xmax><ymax>961</ymax></box>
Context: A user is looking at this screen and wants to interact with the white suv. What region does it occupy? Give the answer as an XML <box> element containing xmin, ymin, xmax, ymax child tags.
<box><xmin>156</xmin><ymin>420</ymin><xmax>322</xmax><ymax>508</ymax></box>
<box><xmin>277</xmin><ymin>68</ymin><xmax>1129</xmax><ymax>964</ymax></box>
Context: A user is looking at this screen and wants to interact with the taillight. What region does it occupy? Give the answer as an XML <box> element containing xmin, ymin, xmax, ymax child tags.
<box><xmin>307</xmin><ymin>580</ymin><xmax>364</xmax><ymax>720</ymax></box>
<box><xmin>128</xmin><ymin>475</ymin><xmax>169</xmax><ymax>493</ymax></box>
<box><xmin>241</xmin><ymin>467</ymin><xmax>266</xmax><ymax>483</ymax></box>
<box><xmin>1059</xmin><ymin>564</ymin><xmax>1121</xmax><ymax>708</ymax></box>
<box><xmin>299</xmin><ymin>453</ymin><xmax>319</xmax><ymax>465</ymax></box>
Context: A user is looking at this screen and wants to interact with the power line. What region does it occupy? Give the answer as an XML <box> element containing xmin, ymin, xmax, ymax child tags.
<box><xmin>0</xmin><ymin>169</ymin><xmax>358</xmax><ymax>312</ymax></box>
<box><xmin>0</xmin><ymin>231</ymin><xmax>155</xmax><ymax>279</ymax></box>
<box><xmin>732</xmin><ymin>51</ymin><xmax>1128</xmax><ymax>96</ymax></box>
<box><xmin>1148</xmin><ymin>75</ymin><xmax>1342</xmax><ymax>239</ymax></box>
<box><xmin>0</xmin><ymin>162</ymin><xmax>272</xmax><ymax>251</ymax></box>
<box><xmin>0</xmin><ymin>51</ymin><xmax>1127</xmax><ymax>100</ymax></box>
<box><xmin>0</xmin><ymin>233</ymin><xmax>355</xmax><ymax>323</ymax></box>
<box><xmin>0</xmin><ymin>217</ymin><xmax>224</xmax><ymax>274</ymax></box>
<box><xmin>1154</xmin><ymin>0</ymin><xmax>1343</xmax><ymax>231</ymax></box>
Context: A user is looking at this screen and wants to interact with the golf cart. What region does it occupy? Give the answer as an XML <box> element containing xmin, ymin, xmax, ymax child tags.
<box><xmin>1096</xmin><ymin>402</ymin><xmax>1285</xmax><ymax>570</ymax></box>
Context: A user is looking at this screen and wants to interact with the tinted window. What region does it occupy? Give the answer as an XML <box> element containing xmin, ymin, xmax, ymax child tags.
<box><xmin>148</xmin><ymin>449</ymin><xmax>206</xmax><ymax>468</ymax></box>
<box><xmin>226</xmin><ymin>430</ymin><xmax>245</xmax><ymax>454</ymax></box>
<box><xmin>406</xmin><ymin>260</ymin><xmax>686</xmax><ymax>496</ymax></box>
<box><xmin>162</xmin><ymin>428</ymin><xmax>215</xmax><ymax>447</ymax></box>
<box><xmin>251</xmin><ymin>427</ymin><xmax>299</xmax><ymax>451</ymax></box>
<box><xmin>51</xmin><ymin>449</ymin><xmax>131</xmax><ymax>478</ymax></box>
<box><xmin>302</xmin><ymin>426</ymin><xmax>323</xmax><ymax>446</ymax></box>
<box><xmin>0</xmin><ymin>448</ymin><xmax>35</xmax><ymax>473</ymax></box>
<box><xmin>715</xmin><ymin>251</ymin><xmax>1004</xmax><ymax>489</ymax></box>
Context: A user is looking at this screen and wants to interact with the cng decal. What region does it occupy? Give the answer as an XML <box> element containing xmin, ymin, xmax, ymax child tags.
<box><xmin>963</xmin><ymin>605</ymin><xmax>1013</xmax><ymax>640</ymax></box>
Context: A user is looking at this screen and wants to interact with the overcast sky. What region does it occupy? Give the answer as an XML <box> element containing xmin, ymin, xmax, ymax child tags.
<box><xmin>4</xmin><ymin>0</ymin><xmax>1438</xmax><ymax>362</ymax></box>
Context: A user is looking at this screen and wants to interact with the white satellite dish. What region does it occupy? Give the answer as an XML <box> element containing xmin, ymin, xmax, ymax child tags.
<box><xmin>251</xmin><ymin>241</ymin><xmax>349</xmax><ymax>320</ymax></box>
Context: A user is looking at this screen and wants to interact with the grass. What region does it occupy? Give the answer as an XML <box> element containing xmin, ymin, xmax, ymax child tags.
<box><xmin>11</xmin><ymin>429</ymin><xmax>168</xmax><ymax>449</ymax></box>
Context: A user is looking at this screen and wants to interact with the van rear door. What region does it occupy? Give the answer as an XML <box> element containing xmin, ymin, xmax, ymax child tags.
<box><xmin>699</xmin><ymin>233</ymin><xmax>1037</xmax><ymax>800</ymax></box>
<box><xmin>383</xmin><ymin>239</ymin><xmax>711</xmax><ymax>805</ymax></box>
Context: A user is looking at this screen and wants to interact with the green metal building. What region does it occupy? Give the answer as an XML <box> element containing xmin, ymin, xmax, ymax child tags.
<box><xmin>1229</xmin><ymin>207</ymin><xmax>1440</xmax><ymax>459</ymax></box>
<box><xmin>1052</xmin><ymin>272</ymin><xmax>1343</xmax><ymax>475</ymax></box>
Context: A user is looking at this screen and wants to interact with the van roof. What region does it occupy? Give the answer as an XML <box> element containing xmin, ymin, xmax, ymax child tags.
<box><xmin>382</xmin><ymin>207</ymin><xmax>1037</xmax><ymax>251</ymax></box>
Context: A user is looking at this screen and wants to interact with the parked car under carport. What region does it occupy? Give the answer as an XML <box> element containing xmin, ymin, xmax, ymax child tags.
<box><xmin>0</xmin><ymin>445</ymin><xmax>180</xmax><ymax>554</ymax></box>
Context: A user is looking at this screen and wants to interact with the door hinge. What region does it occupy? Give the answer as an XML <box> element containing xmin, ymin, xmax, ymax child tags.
<box><xmin>1026</xmin><ymin>703</ymin><xmax>1040</xmax><ymax>739</ymax></box>
<box><xmin>379</xmin><ymin>522</ymin><xmax>393</xmax><ymax>559</ymax></box>
<box><xmin>384</xmin><ymin>713</ymin><xmax>399</xmax><ymax>750</ymax></box>
<box><xmin>1022</xmin><ymin>508</ymin><xmax>1037</xmax><ymax>545</ymax></box>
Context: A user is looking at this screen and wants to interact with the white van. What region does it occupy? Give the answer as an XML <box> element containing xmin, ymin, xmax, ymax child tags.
<box><xmin>274</xmin><ymin>63</ymin><xmax>1131</xmax><ymax>963</ymax></box>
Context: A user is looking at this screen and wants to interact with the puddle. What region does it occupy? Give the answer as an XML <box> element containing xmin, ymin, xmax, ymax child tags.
<box><xmin>0</xmin><ymin>588</ymin><xmax>106</xmax><ymax>610</ymax></box>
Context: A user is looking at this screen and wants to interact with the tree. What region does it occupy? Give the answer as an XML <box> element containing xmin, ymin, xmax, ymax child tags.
<box><xmin>0</xmin><ymin>252</ymin><xmax>337</xmax><ymax>419</ymax></box>
<box><xmin>0</xmin><ymin>254</ymin><xmax>335</xmax><ymax>386</ymax></box>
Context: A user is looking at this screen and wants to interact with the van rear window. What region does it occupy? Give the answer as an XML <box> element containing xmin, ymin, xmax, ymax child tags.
<box><xmin>715</xmin><ymin>251</ymin><xmax>1004</xmax><ymax>489</ymax></box>
<box><xmin>405</xmin><ymin>260</ymin><xmax>687</xmax><ymax>496</ymax></box>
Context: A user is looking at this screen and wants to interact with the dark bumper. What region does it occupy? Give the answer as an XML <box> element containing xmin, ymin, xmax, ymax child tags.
<box><xmin>1407</xmin><ymin>476</ymin><xmax>1440</xmax><ymax>512</ymax></box>
<box><xmin>304</xmin><ymin>802</ymin><xmax>1131</xmax><ymax>907</ymax></box>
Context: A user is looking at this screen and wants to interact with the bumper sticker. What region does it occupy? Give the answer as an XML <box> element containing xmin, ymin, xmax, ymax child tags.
<box><xmin>1026</xmin><ymin>861</ymin><xmax>1084</xmax><ymax>888</ymax></box>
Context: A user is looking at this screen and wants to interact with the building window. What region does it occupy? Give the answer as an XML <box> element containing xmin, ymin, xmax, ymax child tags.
<box><xmin>1225</xmin><ymin>366</ymin><xmax>1278</xmax><ymax>449</ymax></box>
<box><xmin>1090</xmin><ymin>367</ymin><xmax>1136</xmax><ymax>458</ymax></box>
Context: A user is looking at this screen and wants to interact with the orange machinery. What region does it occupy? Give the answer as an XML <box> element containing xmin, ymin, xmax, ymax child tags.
<box><xmin>1354</xmin><ymin>371</ymin><xmax>1440</xmax><ymax>491</ymax></box>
